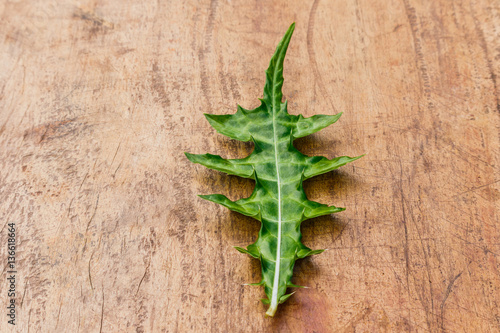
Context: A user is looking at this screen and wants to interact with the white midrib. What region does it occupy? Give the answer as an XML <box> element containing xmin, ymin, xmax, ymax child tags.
<box><xmin>267</xmin><ymin>60</ymin><xmax>283</xmax><ymax>316</ymax></box>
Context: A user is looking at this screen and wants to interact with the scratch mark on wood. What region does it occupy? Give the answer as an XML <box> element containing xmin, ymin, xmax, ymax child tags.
<box><xmin>0</xmin><ymin>220</ymin><xmax>8</xmax><ymax>234</ymax></box>
<box><xmin>440</xmin><ymin>271</ymin><xmax>463</xmax><ymax>332</ymax></box>
<box><xmin>399</xmin><ymin>159</ymin><xmax>413</xmax><ymax>330</ymax></box>
<box><xmin>67</xmin><ymin>198</ymin><xmax>74</xmax><ymax>217</ymax></box>
<box><xmin>89</xmin><ymin>251</ymin><xmax>95</xmax><ymax>291</ymax></box>
<box><xmin>111</xmin><ymin>142</ymin><xmax>121</xmax><ymax>165</ymax></box>
<box><xmin>136</xmin><ymin>259</ymin><xmax>152</xmax><ymax>296</ymax></box>
<box><xmin>307</xmin><ymin>0</ymin><xmax>338</xmax><ymax>113</ymax></box>
<box><xmin>112</xmin><ymin>162</ymin><xmax>122</xmax><ymax>178</ymax></box>
<box><xmin>83</xmin><ymin>194</ymin><xmax>99</xmax><ymax>253</ymax></box>
<box><xmin>452</xmin><ymin>179</ymin><xmax>500</xmax><ymax>198</ymax></box>
<box><xmin>55</xmin><ymin>298</ymin><xmax>63</xmax><ymax>330</ymax></box>
<box><xmin>20</xmin><ymin>281</ymin><xmax>27</xmax><ymax>308</ymax></box>
<box><xmin>99</xmin><ymin>291</ymin><xmax>105</xmax><ymax>333</ymax></box>
<box><xmin>78</xmin><ymin>172</ymin><xmax>89</xmax><ymax>191</ymax></box>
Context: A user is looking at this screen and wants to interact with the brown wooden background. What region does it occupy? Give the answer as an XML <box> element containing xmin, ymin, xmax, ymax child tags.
<box><xmin>1</xmin><ymin>0</ymin><xmax>499</xmax><ymax>332</ymax></box>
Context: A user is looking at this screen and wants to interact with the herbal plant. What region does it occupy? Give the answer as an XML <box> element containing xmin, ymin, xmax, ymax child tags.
<box><xmin>185</xmin><ymin>23</ymin><xmax>362</xmax><ymax>317</ymax></box>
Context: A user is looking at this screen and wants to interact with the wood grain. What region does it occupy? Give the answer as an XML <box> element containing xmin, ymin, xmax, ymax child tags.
<box><xmin>1</xmin><ymin>0</ymin><xmax>499</xmax><ymax>331</ymax></box>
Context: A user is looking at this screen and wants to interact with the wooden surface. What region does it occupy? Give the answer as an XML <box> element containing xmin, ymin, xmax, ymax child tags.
<box><xmin>1</xmin><ymin>0</ymin><xmax>499</xmax><ymax>332</ymax></box>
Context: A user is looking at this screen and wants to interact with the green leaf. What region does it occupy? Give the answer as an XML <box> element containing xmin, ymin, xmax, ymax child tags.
<box><xmin>234</xmin><ymin>246</ymin><xmax>260</xmax><ymax>259</ymax></box>
<box><xmin>279</xmin><ymin>292</ymin><xmax>296</xmax><ymax>304</ymax></box>
<box><xmin>292</xmin><ymin>113</ymin><xmax>343</xmax><ymax>139</ymax></box>
<box><xmin>185</xmin><ymin>153</ymin><xmax>254</xmax><ymax>178</ymax></box>
<box><xmin>199</xmin><ymin>194</ymin><xmax>260</xmax><ymax>219</ymax></box>
<box><xmin>244</xmin><ymin>280</ymin><xmax>265</xmax><ymax>286</ymax></box>
<box><xmin>304</xmin><ymin>155</ymin><xmax>365</xmax><ymax>179</ymax></box>
<box><xmin>303</xmin><ymin>201</ymin><xmax>345</xmax><ymax>220</ymax></box>
<box><xmin>186</xmin><ymin>23</ymin><xmax>363</xmax><ymax>317</ymax></box>
<box><xmin>204</xmin><ymin>105</ymin><xmax>253</xmax><ymax>142</ymax></box>
<box><xmin>297</xmin><ymin>248</ymin><xmax>325</xmax><ymax>259</ymax></box>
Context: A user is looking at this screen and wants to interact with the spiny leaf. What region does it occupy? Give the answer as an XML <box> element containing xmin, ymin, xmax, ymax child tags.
<box><xmin>198</xmin><ymin>194</ymin><xmax>260</xmax><ymax>219</ymax></box>
<box><xmin>292</xmin><ymin>113</ymin><xmax>343</xmax><ymax>139</ymax></box>
<box><xmin>186</xmin><ymin>23</ymin><xmax>363</xmax><ymax>317</ymax></box>
<box><xmin>204</xmin><ymin>105</ymin><xmax>253</xmax><ymax>142</ymax></box>
<box><xmin>279</xmin><ymin>292</ymin><xmax>296</xmax><ymax>304</ymax></box>
<box><xmin>234</xmin><ymin>246</ymin><xmax>260</xmax><ymax>259</ymax></box>
<box><xmin>304</xmin><ymin>155</ymin><xmax>364</xmax><ymax>179</ymax></box>
<box><xmin>244</xmin><ymin>280</ymin><xmax>265</xmax><ymax>286</ymax></box>
<box><xmin>296</xmin><ymin>248</ymin><xmax>325</xmax><ymax>259</ymax></box>
<box><xmin>185</xmin><ymin>153</ymin><xmax>254</xmax><ymax>178</ymax></box>
<box><xmin>303</xmin><ymin>202</ymin><xmax>345</xmax><ymax>220</ymax></box>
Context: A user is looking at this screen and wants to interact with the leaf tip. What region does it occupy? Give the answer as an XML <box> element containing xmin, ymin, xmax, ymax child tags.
<box><xmin>354</xmin><ymin>154</ymin><xmax>365</xmax><ymax>160</ymax></box>
<box><xmin>203</xmin><ymin>113</ymin><xmax>220</xmax><ymax>123</ymax></box>
<box><xmin>184</xmin><ymin>152</ymin><xmax>195</xmax><ymax>161</ymax></box>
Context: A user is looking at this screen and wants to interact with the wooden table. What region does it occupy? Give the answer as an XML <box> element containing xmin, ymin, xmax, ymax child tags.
<box><xmin>1</xmin><ymin>0</ymin><xmax>499</xmax><ymax>331</ymax></box>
